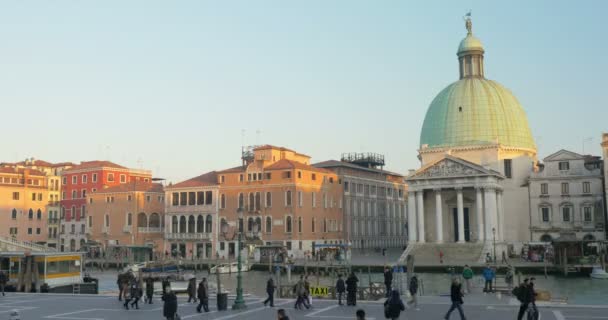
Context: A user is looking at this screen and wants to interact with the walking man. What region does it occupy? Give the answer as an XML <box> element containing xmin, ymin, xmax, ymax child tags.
<box><xmin>117</xmin><ymin>273</ymin><xmax>124</xmax><ymax>301</ymax></box>
<box><xmin>482</xmin><ymin>264</ymin><xmax>495</xmax><ymax>293</ymax></box>
<box><xmin>384</xmin><ymin>267</ymin><xmax>393</xmax><ymax>297</ymax></box>
<box><xmin>0</xmin><ymin>271</ymin><xmax>7</xmax><ymax>296</ymax></box>
<box><xmin>444</xmin><ymin>278</ymin><xmax>466</xmax><ymax>320</ymax></box>
<box><xmin>187</xmin><ymin>277</ymin><xmax>197</xmax><ymax>303</ymax></box>
<box><xmin>336</xmin><ymin>274</ymin><xmax>346</xmax><ymax>305</ymax></box>
<box><xmin>407</xmin><ymin>274</ymin><xmax>419</xmax><ymax>310</ymax></box>
<box><xmin>516</xmin><ymin>279</ymin><xmax>531</xmax><ymax>320</ymax></box>
<box><xmin>145</xmin><ymin>277</ymin><xmax>154</xmax><ymax>304</ymax></box>
<box><xmin>196</xmin><ymin>278</ymin><xmax>209</xmax><ymax>312</ymax></box>
<box><xmin>462</xmin><ymin>265</ymin><xmax>473</xmax><ymax>294</ymax></box>
<box><xmin>346</xmin><ymin>272</ymin><xmax>359</xmax><ymax>306</ymax></box>
<box><xmin>263</xmin><ymin>276</ymin><xmax>276</xmax><ymax>307</ymax></box>
<box><xmin>130</xmin><ymin>281</ymin><xmax>141</xmax><ymax>310</ymax></box>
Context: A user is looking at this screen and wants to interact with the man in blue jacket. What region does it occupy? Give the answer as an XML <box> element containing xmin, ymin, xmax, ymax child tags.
<box><xmin>482</xmin><ymin>264</ymin><xmax>495</xmax><ymax>293</ymax></box>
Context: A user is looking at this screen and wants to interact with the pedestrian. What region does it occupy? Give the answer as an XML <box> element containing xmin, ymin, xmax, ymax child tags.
<box><xmin>130</xmin><ymin>281</ymin><xmax>141</xmax><ymax>310</ymax></box>
<box><xmin>162</xmin><ymin>287</ymin><xmax>178</xmax><ymax>320</ymax></box>
<box><xmin>196</xmin><ymin>278</ymin><xmax>209</xmax><ymax>312</ymax></box>
<box><xmin>383</xmin><ymin>267</ymin><xmax>393</xmax><ymax>297</ymax></box>
<box><xmin>384</xmin><ymin>289</ymin><xmax>405</xmax><ymax>320</ymax></box>
<box><xmin>186</xmin><ymin>277</ymin><xmax>197</xmax><ymax>303</ymax></box>
<box><xmin>122</xmin><ymin>282</ymin><xmax>132</xmax><ymax>310</ymax></box>
<box><xmin>336</xmin><ymin>274</ymin><xmax>346</xmax><ymax>305</ymax></box>
<box><xmin>501</xmin><ymin>251</ymin><xmax>508</xmax><ymax>264</ymax></box>
<box><xmin>346</xmin><ymin>272</ymin><xmax>359</xmax><ymax>306</ymax></box>
<box><xmin>461</xmin><ymin>265</ymin><xmax>473</xmax><ymax>294</ymax></box>
<box><xmin>356</xmin><ymin>309</ymin><xmax>366</xmax><ymax>320</ymax></box>
<box><xmin>263</xmin><ymin>276</ymin><xmax>276</xmax><ymax>307</ymax></box>
<box><xmin>277</xmin><ymin>308</ymin><xmax>290</xmax><ymax>320</ymax></box>
<box><xmin>116</xmin><ymin>273</ymin><xmax>124</xmax><ymax>301</ymax></box>
<box><xmin>439</xmin><ymin>251</ymin><xmax>444</xmax><ymax>264</ymax></box>
<box><xmin>407</xmin><ymin>274</ymin><xmax>419</xmax><ymax>309</ymax></box>
<box><xmin>528</xmin><ymin>278</ymin><xmax>538</xmax><ymax>318</ymax></box>
<box><xmin>482</xmin><ymin>264</ymin><xmax>495</xmax><ymax>293</ymax></box>
<box><xmin>444</xmin><ymin>278</ymin><xmax>466</xmax><ymax>320</ymax></box>
<box><xmin>304</xmin><ymin>275</ymin><xmax>312</xmax><ymax>308</ymax></box>
<box><xmin>145</xmin><ymin>277</ymin><xmax>154</xmax><ymax>304</ymax></box>
<box><xmin>505</xmin><ymin>265</ymin><xmax>514</xmax><ymax>291</ymax></box>
<box><xmin>515</xmin><ymin>278</ymin><xmax>530</xmax><ymax>320</ymax></box>
<box><xmin>0</xmin><ymin>271</ymin><xmax>7</xmax><ymax>296</ymax></box>
<box><xmin>294</xmin><ymin>275</ymin><xmax>309</xmax><ymax>309</ymax></box>
<box><xmin>485</xmin><ymin>252</ymin><xmax>492</xmax><ymax>263</ymax></box>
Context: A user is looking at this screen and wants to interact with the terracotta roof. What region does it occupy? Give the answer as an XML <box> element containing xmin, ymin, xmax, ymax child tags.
<box><xmin>15</xmin><ymin>159</ymin><xmax>54</xmax><ymax>167</ymax></box>
<box><xmin>0</xmin><ymin>167</ymin><xmax>46</xmax><ymax>176</ymax></box>
<box><xmin>265</xmin><ymin>159</ymin><xmax>332</xmax><ymax>173</ymax></box>
<box><xmin>96</xmin><ymin>182</ymin><xmax>164</xmax><ymax>194</ymax></box>
<box><xmin>216</xmin><ymin>166</ymin><xmax>246</xmax><ymax>174</ymax></box>
<box><xmin>313</xmin><ymin>160</ymin><xmax>404</xmax><ymax>177</ymax></box>
<box><xmin>64</xmin><ymin>160</ymin><xmax>126</xmax><ymax>172</ymax></box>
<box><xmin>167</xmin><ymin>171</ymin><xmax>218</xmax><ymax>189</ymax></box>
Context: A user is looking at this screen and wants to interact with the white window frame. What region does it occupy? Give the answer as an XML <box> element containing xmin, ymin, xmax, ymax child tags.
<box><xmin>120</xmin><ymin>174</ymin><xmax>126</xmax><ymax>183</ymax></box>
<box><xmin>82</xmin><ymin>174</ymin><xmax>87</xmax><ymax>184</ymax></box>
<box><xmin>540</xmin><ymin>206</ymin><xmax>550</xmax><ymax>222</ymax></box>
<box><xmin>92</xmin><ymin>173</ymin><xmax>98</xmax><ymax>183</ymax></box>
<box><xmin>583</xmin><ymin>206</ymin><xmax>593</xmax><ymax>222</ymax></box>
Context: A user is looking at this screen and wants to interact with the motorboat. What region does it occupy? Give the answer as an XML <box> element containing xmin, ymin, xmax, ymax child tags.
<box><xmin>210</xmin><ymin>262</ymin><xmax>250</xmax><ymax>274</ymax></box>
<box><xmin>590</xmin><ymin>266</ymin><xmax>608</xmax><ymax>279</ymax></box>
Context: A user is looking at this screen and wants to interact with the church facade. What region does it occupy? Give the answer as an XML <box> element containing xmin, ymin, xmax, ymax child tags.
<box><xmin>405</xmin><ymin>17</ymin><xmax>537</xmax><ymax>256</ymax></box>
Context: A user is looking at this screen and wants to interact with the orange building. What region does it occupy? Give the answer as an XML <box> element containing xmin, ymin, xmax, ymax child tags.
<box><xmin>0</xmin><ymin>167</ymin><xmax>50</xmax><ymax>244</ymax></box>
<box><xmin>215</xmin><ymin>145</ymin><xmax>344</xmax><ymax>259</ymax></box>
<box><xmin>86</xmin><ymin>182</ymin><xmax>165</xmax><ymax>253</ymax></box>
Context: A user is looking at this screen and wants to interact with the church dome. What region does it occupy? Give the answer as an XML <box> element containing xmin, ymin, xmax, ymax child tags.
<box><xmin>419</xmin><ymin>17</ymin><xmax>535</xmax><ymax>151</ymax></box>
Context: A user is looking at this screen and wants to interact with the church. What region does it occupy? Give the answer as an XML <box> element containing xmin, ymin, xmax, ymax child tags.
<box><xmin>405</xmin><ymin>17</ymin><xmax>537</xmax><ymax>260</ymax></box>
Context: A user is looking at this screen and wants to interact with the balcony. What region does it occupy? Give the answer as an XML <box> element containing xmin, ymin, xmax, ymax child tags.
<box><xmin>138</xmin><ymin>227</ymin><xmax>163</xmax><ymax>234</ymax></box>
<box><xmin>123</xmin><ymin>226</ymin><xmax>132</xmax><ymax>234</ymax></box>
<box><xmin>165</xmin><ymin>233</ymin><xmax>211</xmax><ymax>240</ymax></box>
<box><xmin>246</xmin><ymin>231</ymin><xmax>262</xmax><ymax>240</ymax></box>
<box><xmin>48</xmin><ymin>218</ymin><xmax>60</xmax><ymax>225</ymax></box>
<box><xmin>102</xmin><ymin>227</ymin><xmax>110</xmax><ymax>235</ymax></box>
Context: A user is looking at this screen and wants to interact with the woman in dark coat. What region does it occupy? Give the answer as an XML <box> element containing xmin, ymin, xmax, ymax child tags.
<box><xmin>145</xmin><ymin>277</ymin><xmax>154</xmax><ymax>304</ymax></box>
<box><xmin>187</xmin><ymin>277</ymin><xmax>197</xmax><ymax>303</ymax></box>
<box><xmin>196</xmin><ymin>278</ymin><xmax>209</xmax><ymax>313</ymax></box>
<box><xmin>345</xmin><ymin>272</ymin><xmax>359</xmax><ymax>306</ymax></box>
<box><xmin>384</xmin><ymin>290</ymin><xmax>405</xmax><ymax>320</ymax></box>
<box><xmin>162</xmin><ymin>287</ymin><xmax>178</xmax><ymax>320</ymax></box>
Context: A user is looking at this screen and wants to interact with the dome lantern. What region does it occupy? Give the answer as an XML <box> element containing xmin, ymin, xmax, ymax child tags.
<box><xmin>458</xmin><ymin>15</ymin><xmax>485</xmax><ymax>79</ymax></box>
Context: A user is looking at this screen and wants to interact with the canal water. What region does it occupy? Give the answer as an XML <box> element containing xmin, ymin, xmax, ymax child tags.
<box><xmin>91</xmin><ymin>269</ymin><xmax>608</xmax><ymax>306</ymax></box>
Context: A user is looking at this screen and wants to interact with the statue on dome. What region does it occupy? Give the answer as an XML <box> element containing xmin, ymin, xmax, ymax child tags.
<box><xmin>464</xmin><ymin>11</ymin><xmax>472</xmax><ymax>34</ymax></box>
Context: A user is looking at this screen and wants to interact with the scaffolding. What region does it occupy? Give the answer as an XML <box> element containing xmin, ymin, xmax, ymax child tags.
<box><xmin>341</xmin><ymin>152</ymin><xmax>385</xmax><ymax>169</ymax></box>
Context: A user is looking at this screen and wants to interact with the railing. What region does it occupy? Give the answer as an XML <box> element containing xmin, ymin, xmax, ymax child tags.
<box><xmin>48</xmin><ymin>218</ymin><xmax>60</xmax><ymax>224</ymax></box>
<box><xmin>138</xmin><ymin>227</ymin><xmax>163</xmax><ymax>233</ymax></box>
<box><xmin>102</xmin><ymin>227</ymin><xmax>110</xmax><ymax>234</ymax></box>
<box><xmin>0</xmin><ymin>236</ymin><xmax>55</xmax><ymax>252</ymax></box>
<box><xmin>165</xmin><ymin>233</ymin><xmax>211</xmax><ymax>240</ymax></box>
<box><xmin>123</xmin><ymin>226</ymin><xmax>132</xmax><ymax>233</ymax></box>
<box><xmin>246</xmin><ymin>231</ymin><xmax>262</xmax><ymax>239</ymax></box>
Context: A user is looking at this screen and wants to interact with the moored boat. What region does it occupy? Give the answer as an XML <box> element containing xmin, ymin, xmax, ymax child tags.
<box><xmin>590</xmin><ymin>266</ymin><xmax>608</xmax><ymax>279</ymax></box>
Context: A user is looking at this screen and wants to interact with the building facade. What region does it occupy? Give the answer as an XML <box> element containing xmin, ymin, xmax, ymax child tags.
<box><xmin>87</xmin><ymin>182</ymin><xmax>165</xmax><ymax>253</ymax></box>
<box><xmin>216</xmin><ymin>145</ymin><xmax>343</xmax><ymax>259</ymax></box>
<box><xmin>164</xmin><ymin>172</ymin><xmax>219</xmax><ymax>259</ymax></box>
<box><xmin>60</xmin><ymin>161</ymin><xmax>152</xmax><ymax>251</ymax></box>
<box><xmin>529</xmin><ymin>150</ymin><xmax>605</xmax><ymax>242</ymax></box>
<box><xmin>314</xmin><ymin>155</ymin><xmax>407</xmax><ymax>249</ymax></box>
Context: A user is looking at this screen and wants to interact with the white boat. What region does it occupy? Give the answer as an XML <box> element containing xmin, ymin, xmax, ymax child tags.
<box><xmin>590</xmin><ymin>267</ymin><xmax>608</xmax><ymax>279</ymax></box>
<box><xmin>210</xmin><ymin>262</ymin><xmax>250</xmax><ymax>274</ymax></box>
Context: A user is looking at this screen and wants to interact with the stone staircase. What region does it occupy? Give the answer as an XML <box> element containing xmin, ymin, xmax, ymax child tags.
<box><xmin>408</xmin><ymin>243</ymin><xmax>485</xmax><ymax>266</ymax></box>
<box><xmin>0</xmin><ymin>236</ymin><xmax>55</xmax><ymax>252</ymax></box>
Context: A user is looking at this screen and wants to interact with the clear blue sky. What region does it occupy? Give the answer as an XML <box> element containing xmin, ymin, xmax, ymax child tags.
<box><xmin>1</xmin><ymin>1</ymin><xmax>606</xmax><ymax>183</ymax></box>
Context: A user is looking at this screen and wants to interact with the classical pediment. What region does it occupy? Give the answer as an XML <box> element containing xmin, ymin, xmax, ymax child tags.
<box><xmin>543</xmin><ymin>149</ymin><xmax>584</xmax><ymax>162</ymax></box>
<box><xmin>407</xmin><ymin>155</ymin><xmax>502</xmax><ymax>180</ymax></box>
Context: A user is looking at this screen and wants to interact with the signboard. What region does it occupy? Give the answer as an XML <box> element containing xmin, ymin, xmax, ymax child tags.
<box><xmin>309</xmin><ymin>286</ymin><xmax>329</xmax><ymax>297</ymax></box>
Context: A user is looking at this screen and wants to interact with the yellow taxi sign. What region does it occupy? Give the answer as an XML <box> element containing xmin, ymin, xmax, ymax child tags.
<box><xmin>309</xmin><ymin>286</ymin><xmax>329</xmax><ymax>296</ymax></box>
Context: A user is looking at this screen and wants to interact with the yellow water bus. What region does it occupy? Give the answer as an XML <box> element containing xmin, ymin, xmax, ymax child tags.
<box><xmin>0</xmin><ymin>252</ymin><xmax>83</xmax><ymax>291</ymax></box>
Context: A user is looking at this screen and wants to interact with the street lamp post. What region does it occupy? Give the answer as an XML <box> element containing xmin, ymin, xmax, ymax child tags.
<box><xmin>492</xmin><ymin>227</ymin><xmax>496</xmax><ymax>264</ymax></box>
<box><xmin>232</xmin><ymin>208</ymin><xmax>247</xmax><ymax>310</ymax></box>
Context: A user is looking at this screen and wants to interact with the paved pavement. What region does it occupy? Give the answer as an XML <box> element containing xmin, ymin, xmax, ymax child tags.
<box><xmin>0</xmin><ymin>292</ymin><xmax>605</xmax><ymax>320</ymax></box>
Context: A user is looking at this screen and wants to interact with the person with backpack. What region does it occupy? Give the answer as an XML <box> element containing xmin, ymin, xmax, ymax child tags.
<box><xmin>444</xmin><ymin>278</ymin><xmax>466</xmax><ymax>320</ymax></box>
<box><xmin>461</xmin><ymin>265</ymin><xmax>473</xmax><ymax>293</ymax></box>
<box><xmin>407</xmin><ymin>275</ymin><xmax>419</xmax><ymax>310</ymax></box>
<box><xmin>384</xmin><ymin>289</ymin><xmax>405</xmax><ymax>320</ymax></box>
<box><xmin>383</xmin><ymin>267</ymin><xmax>393</xmax><ymax>298</ymax></box>
<box><xmin>336</xmin><ymin>275</ymin><xmax>346</xmax><ymax>305</ymax></box>
<box><xmin>515</xmin><ymin>279</ymin><xmax>531</xmax><ymax>320</ymax></box>
<box><xmin>482</xmin><ymin>264</ymin><xmax>495</xmax><ymax>293</ymax></box>
<box><xmin>263</xmin><ymin>276</ymin><xmax>276</xmax><ymax>307</ymax></box>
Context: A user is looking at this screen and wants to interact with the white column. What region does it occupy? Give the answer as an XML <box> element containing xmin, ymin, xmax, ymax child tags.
<box><xmin>456</xmin><ymin>188</ymin><xmax>465</xmax><ymax>243</ymax></box>
<box><xmin>176</xmin><ymin>216</ymin><xmax>180</xmax><ymax>233</ymax></box>
<box><xmin>475</xmin><ymin>188</ymin><xmax>484</xmax><ymax>242</ymax></box>
<box><xmin>497</xmin><ymin>191</ymin><xmax>504</xmax><ymax>242</ymax></box>
<box><xmin>407</xmin><ymin>192</ymin><xmax>417</xmax><ymax>242</ymax></box>
<box><xmin>484</xmin><ymin>188</ymin><xmax>497</xmax><ymax>241</ymax></box>
<box><xmin>416</xmin><ymin>191</ymin><xmax>425</xmax><ymax>243</ymax></box>
<box><xmin>434</xmin><ymin>189</ymin><xmax>443</xmax><ymax>243</ymax></box>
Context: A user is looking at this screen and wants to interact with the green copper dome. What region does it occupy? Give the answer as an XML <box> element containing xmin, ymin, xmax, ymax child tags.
<box><xmin>419</xmin><ymin>17</ymin><xmax>536</xmax><ymax>151</ymax></box>
<box><xmin>420</xmin><ymin>78</ymin><xmax>536</xmax><ymax>150</ymax></box>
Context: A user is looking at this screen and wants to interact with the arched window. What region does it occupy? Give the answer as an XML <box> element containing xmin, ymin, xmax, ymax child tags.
<box><xmin>172</xmin><ymin>216</ymin><xmax>178</xmax><ymax>233</ymax></box>
<box><xmin>255</xmin><ymin>192</ymin><xmax>261</xmax><ymax>211</ymax></box>
<box><xmin>266</xmin><ymin>192</ymin><xmax>272</xmax><ymax>207</ymax></box>
<box><xmin>249</xmin><ymin>193</ymin><xmax>255</xmax><ymax>211</ymax></box>
<box><xmin>540</xmin><ymin>234</ymin><xmax>552</xmax><ymax>242</ymax></box>
<box><xmin>255</xmin><ymin>217</ymin><xmax>261</xmax><ymax>232</ymax></box>
<box><xmin>179</xmin><ymin>216</ymin><xmax>187</xmax><ymax>234</ymax></box>
<box><xmin>104</xmin><ymin>214</ymin><xmax>110</xmax><ymax>227</ymax></box>
<box><xmin>220</xmin><ymin>194</ymin><xmax>226</xmax><ymax>209</ymax></box>
<box><xmin>70</xmin><ymin>239</ymin><xmax>76</xmax><ymax>251</ymax></box>
<box><xmin>286</xmin><ymin>191</ymin><xmax>292</xmax><ymax>206</ymax></box>
<box><xmin>206</xmin><ymin>215</ymin><xmax>213</xmax><ymax>233</ymax></box>
<box><xmin>36</xmin><ymin>209</ymin><xmax>42</xmax><ymax>220</ymax></box>
<box><xmin>149</xmin><ymin>213</ymin><xmax>160</xmax><ymax>228</ymax></box>
<box><xmin>248</xmin><ymin>217</ymin><xmax>254</xmax><ymax>232</ymax></box>
<box><xmin>28</xmin><ymin>209</ymin><xmax>33</xmax><ymax>219</ymax></box>
<box><xmin>238</xmin><ymin>193</ymin><xmax>244</xmax><ymax>209</ymax></box>
<box><xmin>11</xmin><ymin>209</ymin><xmax>17</xmax><ymax>220</ymax></box>
<box><xmin>71</xmin><ymin>206</ymin><xmax>75</xmax><ymax>219</ymax></box>
<box><xmin>286</xmin><ymin>216</ymin><xmax>292</xmax><ymax>233</ymax></box>
<box><xmin>298</xmin><ymin>217</ymin><xmax>302</xmax><ymax>233</ymax></box>
<box><xmin>266</xmin><ymin>217</ymin><xmax>272</xmax><ymax>233</ymax></box>
<box><xmin>137</xmin><ymin>212</ymin><xmax>147</xmax><ymax>227</ymax></box>
<box><xmin>197</xmin><ymin>215</ymin><xmax>204</xmax><ymax>233</ymax></box>
<box><xmin>188</xmin><ymin>215</ymin><xmax>195</xmax><ymax>233</ymax></box>
<box><xmin>60</xmin><ymin>206</ymin><xmax>65</xmax><ymax>219</ymax></box>
<box><xmin>79</xmin><ymin>239</ymin><xmax>85</xmax><ymax>249</ymax></box>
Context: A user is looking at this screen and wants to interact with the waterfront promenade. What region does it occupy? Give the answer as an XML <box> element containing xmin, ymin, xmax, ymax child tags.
<box><xmin>1</xmin><ymin>292</ymin><xmax>605</xmax><ymax>320</ymax></box>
